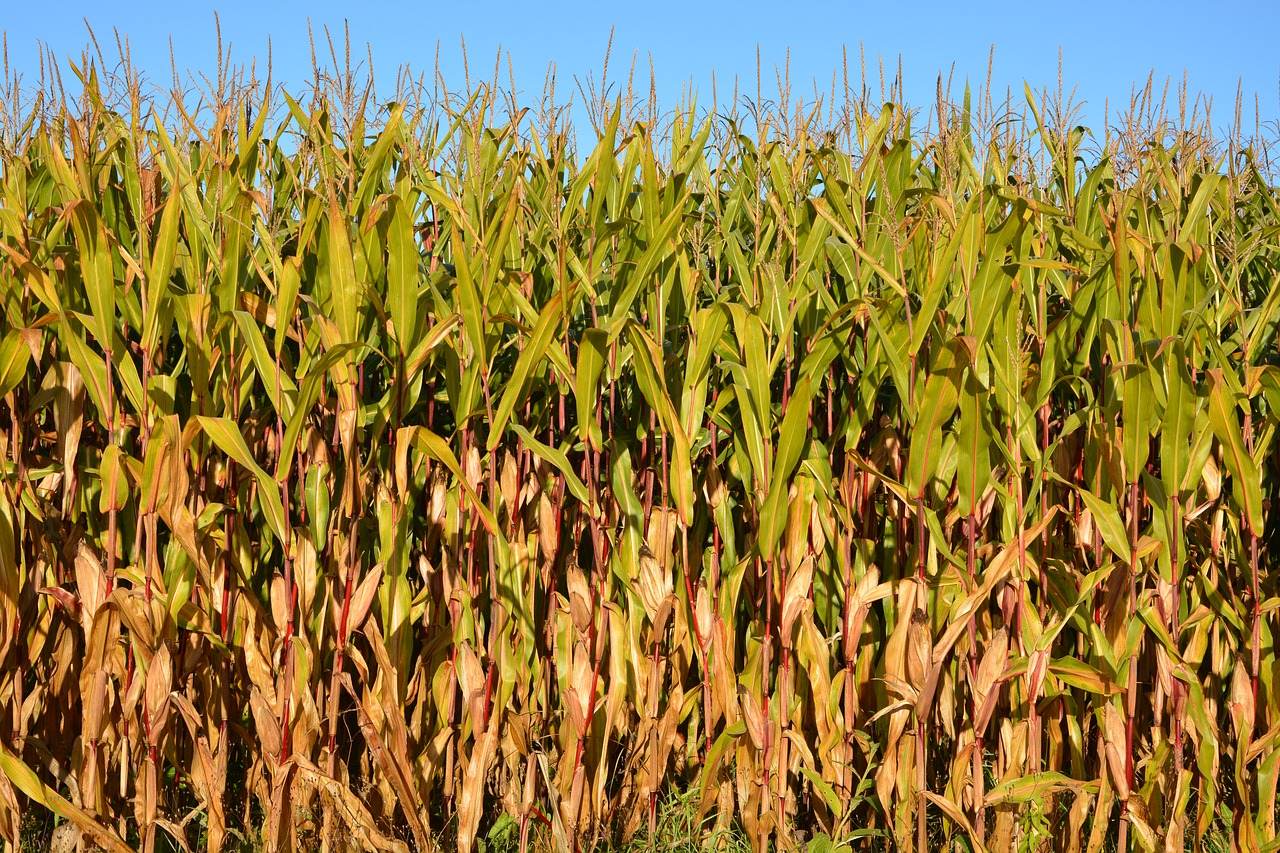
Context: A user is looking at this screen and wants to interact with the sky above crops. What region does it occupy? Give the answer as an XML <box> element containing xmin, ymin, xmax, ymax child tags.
<box><xmin>5</xmin><ymin>0</ymin><xmax>1279</xmax><ymax>140</ymax></box>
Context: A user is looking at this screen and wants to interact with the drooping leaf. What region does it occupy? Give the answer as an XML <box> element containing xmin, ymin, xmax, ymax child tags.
<box><xmin>195</xmin><ymin>417</ymin><xmax>288</xmax><ymax>545</ymax></box>
<box><xmin>0</xmin><ymin>331</ymin><xmax>30</xmax><ymax>400</ymax></box>
<box><xmin>1206</xmin><ymin>369</ymin><xmax>1264</xmax><ymax>535</ymax></box>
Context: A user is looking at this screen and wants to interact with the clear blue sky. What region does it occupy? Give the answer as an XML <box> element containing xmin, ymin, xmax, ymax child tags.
<box><xmin>4</xmin><ymin>0</ymin><xmax>1279</xmax><ymax>138</ymax></box>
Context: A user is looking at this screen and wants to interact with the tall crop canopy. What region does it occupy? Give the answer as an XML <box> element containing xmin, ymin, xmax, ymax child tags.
<box><xmin>0</xmin><ymin>47</ymin><xmax>1276</xmax><ymax>853</ymax></box>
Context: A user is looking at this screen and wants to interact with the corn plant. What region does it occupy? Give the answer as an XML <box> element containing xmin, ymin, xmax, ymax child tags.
<box><xmin>0</xmin><ymin>42</ymin><xmax>1276</xmax><ymax>853</ymax></box>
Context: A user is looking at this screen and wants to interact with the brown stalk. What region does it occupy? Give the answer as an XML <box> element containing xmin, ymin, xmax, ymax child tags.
<box><xmin>325</xmin><ymin>491</ymin><xmax>360</xmax><ymax>779</ymax></box>
<box><xmin>104</xmin><ymin>343</ymin><xmax>117</xmax><ymax>592</ymax></box>
<box><xmin>967</xmin><ymin>514</ymin><xmax>985</xmax><ymax>840</ymax></box>
<box><xmin>1244</xmin><ymin>410</ymin><xmax>1260</xmax><ymax>734</ymax></box>
<box><xmin>1118</xmin><ymin>478</ymin><xmax>1141</xmax><ymax>853</ymax></box>
<box><xmin>914</xmin><ymin>494</ymin><xmax>928</xmax><ymax>853</ymax></box>
<box><xmin>275</xmin><ymin>351</ymin><xmax>295</xmax><ymax>764</ymax></box>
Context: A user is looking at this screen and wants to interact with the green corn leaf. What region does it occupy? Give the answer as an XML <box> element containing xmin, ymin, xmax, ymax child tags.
<box><xmin>452</xmin><ymin>220</ymin><xmax>487</xmax><ymax>366</ymax></box>
<box><xmin>385</xmin><ymin>194</ymin><xmax>419</xmax><ymax>356</ymax></box>
<box><xmin>1120</xmin><ymin>361</ymin><xmax>1156</xmax><ymax>484</ymax></box>
<box><xmin>906</xmin><ymin>336</ymin><xmax>971</xmax><ymax>497</ymax></box>
<box><xmin>62</xmin><ymin>329</ymin><xmax>113</xmax><ymax>424</ymax></box>
<box><xmin>68</xmin><ymin>202</ymin><xmax>116</xmax><ymax>346</ymax></box>
<box><xmin>233</xmin><ymin>311</ymin><xmax>298</xmax><ymax>419</ymax></box>
<box><xmin>1048</xmin><ymin>657</ymin><xmax>1121</xmax><ymax>695</ymax></box>
<box><xmin>305</xmin><ymin>462</ymin><xmax>331</xmax><ymax>550</ymax></box>
<box><xmin>1160</xmin><ymin>342</ymin><xmax>1197</xmax><ymax>502</ymax></box>
<box><xmin>407</xmin><ymin>427</ymin><xmax>498</xmax><ymax>535</ymax></box>
<box><xmin>278</xmin><ymin>343</ymin><xmax>366</xmax><ymax>481</ymax></box>
<box><xmin>328</xmin><ymin>195</ymin><xmax>360</xmax><ymax>347</ymax></box>
<box><xmin>575</xmin><ymin>328</ymin><xmax>608</xmax><ymax>450</ymax></box>
<box><xmin>488</xmin><ymin>292</ymin><xmax>564</xmax><ymax>451</ymax></box>
<box><xmin>1073</xmin><ymin>485</ymin><xmax>1131</xmax><ymax>564</ymax></box>
<box><xmin>274</xmin><ymin>257</ymin><xmax>303</xmax><ymax>358</ymax></box>
<box><xmin>758</xmin><ymin>376</ymin><xmax>816</xmax><ymax>560</ymax></box>
<box><xmin>0</xmin><ymin>331</ymin><xmax>30</xmax><ymax>400</ymax></box>
<box><xmin>355</xmin><ymin>103</ymin><xmax>404</xmax><ymax>209</ymax></box>
<box><xmin>607</xmin><ymin>195</ymin><xmax>690</xmax><ymax>332</ymax></box>
<box><xmin>984</xmin><ymin>771</ymin><xmax>1093</xmax><ymax>807</ymax></box>
<box><xmin>1206</xmin><ymin>369</ymin><xmax>1264</xmax><ymax>536</ymax></box>
<box><xmin>216</xmin><ymin>191</ymin><xmax>254</xmax><ymax>315</ymax></box>
<box><xmin>142</xmin><ymin>192</ymin><xmax>181</xmax><ymax>355</ymax></box>
<box><xmin>510</xmin><ymin>424</ymin><xmax>592</xmax><ymax>509</ymax></box>
<box><xmin>195</xmin><ymin>417</ymin><xmax>288</xmax><ymax>545</ymax></box>
<box><xmin>98</xmin><ymin>444</ymin><xmax>130</xmax><ymax>514</ymax></box>
<box><xmin>683</xmin><ymin>303</ymin><xmax>730</xmax><ymax>403</ymax></box>
<box><xmin>956</xmin><ymin>368</ymin><xmax>991</xmax><ymax>518</ymax></box>
<box><xmin>139</xmin><ymin>416</ymin><xmax>177</xmax><ymax>514</ymax></box>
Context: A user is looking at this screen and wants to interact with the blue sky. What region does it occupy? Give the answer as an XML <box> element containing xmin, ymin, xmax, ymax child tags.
<box><xmin>4</xmin><ymin>1</ymin><xmax>1279</xmax><ymax>137</ymax></box>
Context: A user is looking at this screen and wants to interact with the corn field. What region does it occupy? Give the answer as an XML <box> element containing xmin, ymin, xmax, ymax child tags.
<box><xmin>0</xmin><ymin>42</ymin><xmax>1278</xmax><ymax>853</ymax></box>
